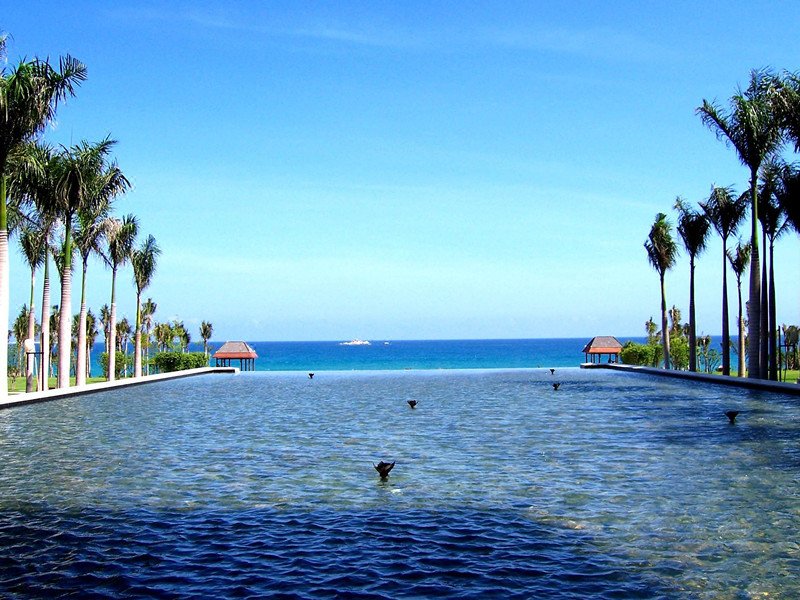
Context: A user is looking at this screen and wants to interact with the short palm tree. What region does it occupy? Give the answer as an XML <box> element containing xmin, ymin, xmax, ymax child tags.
<box><xmin>116</xmin><ymin>317</ymin><xmax>132</xmax><ymax>377</ymax></box>
<box><xmin>727</xmin><ymin>242</ymin><xmax>751</xmax><ymax>377</ymax></box>
<box><xmin>98</xmin><ymin>303</ymin><xmax>111</xmax><ymax>354</ymax></box>
<box><xmin>18</xmin><ymin>225</ymin><xmax>46</xmax><ymax>391</ymax></box>
<box><xmin>697</xmin><ymin>70</ymin><xmax>785</xmax><ymax>378</ymax></box>
<box><xmin>141</xmin><ymin>298</ymin><xmax>156</xmax><ymax>375</ymax></box>
<box><xmin>674</xmin><ymin>198</ymin><xmax>710</xmax><ymax>372</ymax></box>
<box><xmin>645</xmin><ymin>213</ymin><xmax>678</xmax><ymax>369</ymax></box>
<box><xmin>86</xmin><ymin>308</ymin><xmax>98</xmax><ymax>378</ymax></box>
<box><xmin>131</xmin><ymin>235</ymin><xmax>160</xmax><ymax>377</ymax></box>
<box><xmin>105</xmin><ymin>214</ymin><xmax>138</xmax><ymax>381</ymax></box>
<box><xmin>200</xmin><ymin>321</ymin><xmax>213</xmax><ymax>358</ymax></box>
<box><xmin>0</xmin><ymin>51</ymin><xmax>86</xmax><ymax>394</ymax></box>
<box><xmin>700</xmin><ymin>186</ymin><xmax>747</xmax><ymax>376</ymax></box>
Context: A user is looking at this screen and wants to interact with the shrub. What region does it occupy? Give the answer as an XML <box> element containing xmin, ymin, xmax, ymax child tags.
<box><xmin>620</xmin><ymin>341</ymin><xmax>658</xmax><ymax>366</ymax></box>
<box><xmin>100</xmin><ymin>351</ymin><xmax>130</xmax><ymax>378</ymax></box>
<box><xmin>152</xmin><ymin>352</ymin><xmax>208</xmax><ymax>373</ymax></box>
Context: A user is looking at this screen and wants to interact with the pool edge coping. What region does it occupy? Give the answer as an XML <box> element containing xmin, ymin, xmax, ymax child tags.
<box><xmin>0</xmin><ymin>367</ymin><xmax>240</xmax><ymax>410</ymax></box>
<box><xmin>585</xmin><ymin>363</ymin><xmax>800</xmax><ymax>395</ymax></box>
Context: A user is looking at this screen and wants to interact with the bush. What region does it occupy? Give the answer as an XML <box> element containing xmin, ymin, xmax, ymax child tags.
<box><xmin>100</xmin><ymin>351</ymin><xmax>130</xmax><ymax>378</ymax></box>
<box><xmin>620</xmin><ymin>341</ymin><xmax>658</xmax><ymax>366</ymax></box>
<box><xmin>152</xmin><ymin>352</ymin><xmax>208</xmax><ymax>373</ymax></box>
<box><xmin>669</xmin><ymin>335</ymin><xmax>689</xmax><ymax>371</ymax></box>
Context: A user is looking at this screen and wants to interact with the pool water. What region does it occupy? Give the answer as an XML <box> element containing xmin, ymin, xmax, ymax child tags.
<box><xmin>0</xmin><ymin>369</ymin><xmax>798</xmax><ymax>598</ymax></box>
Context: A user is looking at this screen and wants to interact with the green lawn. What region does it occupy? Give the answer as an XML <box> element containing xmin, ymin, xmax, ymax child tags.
<box><xmin>8</xmin><ymin>375</ymin><xmax>108</xmax><ymax>393</ymax></box>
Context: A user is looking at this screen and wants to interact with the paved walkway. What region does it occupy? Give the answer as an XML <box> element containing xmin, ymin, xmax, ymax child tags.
<box><xmin>1</xmin><ymin>367</ymin><xmax>239</xmax><ymax>410</ymax></box>
<box><xmin>584</xmin><ymin>362</ymin><xmax>800</xmax><ymax>396</ymax></box>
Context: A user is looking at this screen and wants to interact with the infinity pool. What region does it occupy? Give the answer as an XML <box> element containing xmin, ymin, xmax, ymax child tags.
<box><xmin>0</xmin><ymin>369</ymin><xmax>798</xmax><ymax>598</ymax></box>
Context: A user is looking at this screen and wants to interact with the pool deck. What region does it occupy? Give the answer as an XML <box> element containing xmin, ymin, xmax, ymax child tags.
<box><xmin>0</xmin><ymin>367</ymin><xmax>239</xmax><ymax>410</ymax></box>
<box><xmin>584</xmin><ymin>362</ymin><xmax>800</xmax><ymax>396</ymax></box>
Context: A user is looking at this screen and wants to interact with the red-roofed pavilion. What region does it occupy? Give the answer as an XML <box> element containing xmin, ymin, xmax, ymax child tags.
<box><xmin>582</xmin><ymin>336</ymin><xmax>622</xmax><ymax>364</ymax></box>
<box><xmin>213</xmin><ymin>341</ymin><xmax>258</xmax><ymax>371</ymax></box>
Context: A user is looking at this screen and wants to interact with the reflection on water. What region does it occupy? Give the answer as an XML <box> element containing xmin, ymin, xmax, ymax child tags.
<box><xmin>0</xmin><ymin>369</ymin><xmax>798</xmax><ymax>598</ymax></box>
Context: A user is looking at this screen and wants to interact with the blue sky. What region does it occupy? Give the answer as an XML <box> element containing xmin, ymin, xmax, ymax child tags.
<box><xmin>4</xmin><ymin>1</ymin><xmax>800</xmax><ymax>341</ymax></box>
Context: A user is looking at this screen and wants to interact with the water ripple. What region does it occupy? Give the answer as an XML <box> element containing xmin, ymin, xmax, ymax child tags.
<box><xmin>0</xmin><ymin>369</ymin><xmax>798</xmax><ymax>598</ymax></box>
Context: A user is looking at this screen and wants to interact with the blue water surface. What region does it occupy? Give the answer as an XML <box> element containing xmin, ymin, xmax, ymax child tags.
<box><xmin>1</xmin><ymin>367</ymin><xmax>798</xmax><ymax>598</ymax></box>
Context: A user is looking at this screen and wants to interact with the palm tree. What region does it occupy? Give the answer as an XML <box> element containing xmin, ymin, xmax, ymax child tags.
<box><xmin>86</xmin><ymin>308</ymin><xmax>98</xmax><ymax>379</ymax></box>
<box><xmin>758</xmin><ymin>165</ymin><xmax>790</xmax><ymax>380</ymax></box>
<box><xmin>674</xmin><ymin>198</ymin><xmax>710</xmax><ymax>372</ymax></box>
<box><xmin>116</xmin><ymin>317</ymin><xmax>132</xmax><ymax>377</ymax></box>
<box><xmin>105</xmin><ymin>214</ymin><xmax>138</xmax><ymax>381</ymax></box>
<box><xmin>48</xmin><ymin>304</ymin><xmax>58</xmax><ymax>380</ymax></box>
<box><xmin>0</xmin><ymin>50</ymin><xmax>86</xmax><ymax>395</ymax></box>
<box><xmin>697</xmin><ymin>70</ymin><xmax>785</xmax><ymax>378</ymax></box>
<box><xmin>18</xmin><ymin>225</ymin><xmax>45</xmax><ymax>390</ymax></box>
<box><xmin>727</xmin><ymin>242</ymin><xmax>751</xmax><ymax>377</ymax></box>
<box><xmin>700</xmin><ymin>186</ymin><xmax>747</xmax><ymax>376</ymax></box>
<box><xmin>99</xmin><ymin>303</ymin><xmax>111</xmax><ymax>354</ymax></box>
<box><xmin>131</xmin><ymin>235</ymin><xmax>160</xmax><ymax>377</ymax></box>
<box><xmin>54</xmin><ymin>138</ymin><xmax>121</xmax><ymax>388</ymax></box>
<box><xmin>18</xmin><ymin>141</ymin><xmax>61</xmax><ymax>391</ymax></box>
<box><xmin>73</xmin><ymin>151</ymin><xmax>129</xmax><ymax>386</ymax></box>
<box><xmin>645</xmin><ymin>213</ymin><xmax>678</xmax><ymax>369</ymax></box>
<box><xmin>141</xmin><ymin>298</ymin><xmax>156</xmax><ymax>375</ymax></box>
<box><xmin>200</xmin><ymin>321</ymin><xmax>213</xmax><ymax>358</ymax></box>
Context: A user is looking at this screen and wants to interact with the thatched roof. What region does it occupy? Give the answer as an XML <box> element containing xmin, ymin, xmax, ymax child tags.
<box><xmin>213</xmin><ymin>341</ymin><xmax>258</xmax><ymax>359</ymax></box>
<box><xmin>582</xmin><ymin>336</ymin><xmax>623</xmax><ymax>354</ymax></box>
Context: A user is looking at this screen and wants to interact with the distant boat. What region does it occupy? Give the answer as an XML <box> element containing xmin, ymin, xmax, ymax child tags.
<box><xmin>339</xmin><ymin>339</ymin><xmax>371</xmax><ymax>346</ymax></box>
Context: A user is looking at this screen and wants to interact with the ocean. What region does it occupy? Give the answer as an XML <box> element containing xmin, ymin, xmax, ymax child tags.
<box><xmin>206</xmin><ymin>337</ymin><xmax>642</xmax><ymax>372</ymax></box>
<box><xmin>80</xmin><ymin>337</ymin><xmax>645</xmax><ymax>376</ymax></box>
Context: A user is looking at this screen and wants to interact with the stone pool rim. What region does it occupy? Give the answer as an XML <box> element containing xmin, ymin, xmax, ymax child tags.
<box><xmin>0</xmin><ymin>367</ymin><xmax>239</xmax><ymax>410</ymax></box>
<box><xmin>586</xmin><ymin>362</ymin><xmax>800</xmax><ymax>395</ymax></box>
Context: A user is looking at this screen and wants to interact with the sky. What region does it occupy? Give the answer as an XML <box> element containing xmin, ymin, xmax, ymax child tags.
<box><xmin>3</xmin><ymin>1</ymin><xmax>800</xmax><ymax>342</ymax></box>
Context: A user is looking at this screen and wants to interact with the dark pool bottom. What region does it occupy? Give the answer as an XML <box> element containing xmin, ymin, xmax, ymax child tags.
<box><xmin>0</xmin><ymin>503</ymin><xmax>670</xmax><ymax>599</ymax></box>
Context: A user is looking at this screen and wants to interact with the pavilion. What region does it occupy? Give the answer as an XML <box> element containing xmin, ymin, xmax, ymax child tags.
<box><xmin>213</xmin><ymin>341</ymin><xmax>258</xmax><ymax>371</ymax></box>
<box><xmin>582</xmin><ymin>336</ymin><xmax>623</xmax><ymax>364</ymax></box>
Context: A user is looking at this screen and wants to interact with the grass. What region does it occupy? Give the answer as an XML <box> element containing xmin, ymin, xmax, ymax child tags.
<box><xmin>8</xmin><ymin>375</ymin><xmax>108</xmax><ymax>393</ymax></box>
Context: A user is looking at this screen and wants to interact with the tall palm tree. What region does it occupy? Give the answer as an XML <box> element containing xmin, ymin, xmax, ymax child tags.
<box><xmin>105</xmin><ymin>214</ymin><xmax>138</xmax><ymax>381</ymax></box>
<box><xmin>200</xmin><ymin>321</ymin><xmax>213</xmax><ymax>358</ymax></box>
<box><xmin>700</xmin><ymin>186</ymin><xmax>747</xmax><ymax>376</ymax></box>
<box><xmin>140</xmin><ymin>298</ymin><xmax>156</xmax><ymax>375</ymax></box>
<box><xmin>674</xmin><ymin>198</ymin><xmax>710</xmax><ymax>372</ymax></box>
<box><xmin>131</xmin><ymin>235</ymin><xmax>160</xmax><ymax>377</ymax></box>
<box><xmin>54</xmin><ymin>138</ymin><xmax>120</xmax><ymax>388</ymax></box>
<box><xmin>645</xmin><ymin>213</ymin><xmax>678</xmax><ymax>369</ymax></box>
<box><xmin>697</xmin><ymin>70</ymin><xmax>785</xmax><ymax>378</ymax></box>
<box><xmin>18</xmin><ymin>141</ymin><xmax>61</xmax><ymax>391</ymax></box>
<box><xmin>727</xmin><ymin>242</ymin><xmax>751</xmax><ymax>377</ymax></box>
<box><xmin>0</xmin><ymin>51</ymin><xmax>86</xmax><ymax>395</ymax></box>
<box><xmin>73</xmin><ymin>152</ymin><xmax>129</xmax><ymax>386</ymax></box>
<box><xmin>758</xmin><ymin>165</ymin><xmax>790</xmax><ymax>380</ymax></box>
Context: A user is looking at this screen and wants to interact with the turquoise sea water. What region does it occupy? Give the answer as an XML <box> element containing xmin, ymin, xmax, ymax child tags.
<box><xmin>78</xmin><ymin>337</ymin><xmax>626</xmax><ymax>376</ymax></box>
<box><xmin>213</xmin><ymin>337</ymin><xmax>640</xmax><ymax>372</ymax></box>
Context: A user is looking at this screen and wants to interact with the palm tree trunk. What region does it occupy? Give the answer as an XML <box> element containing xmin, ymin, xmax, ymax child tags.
<box><xmin>76</xmin><ymin>260</ymin><xmax>88</xmax><ymax>386</ymax></box>
<box><xmin>58</xmin><ymin>225</ymin><xmax>73</xmax><ymax>389</ymax></box>
<box><xmin>769</xmin><ymin>240</ymin><xmax>778</xmax><ymax>381</ymax></box>
<box><xmin>40</xmin><ymin>255</ymin><xmax>51</xmax><ymax>392</ymax></box>
<box><xmin>134</xmin><ymin>292</ymin><xmax>142</xmax><ymax>377</ymax></box>
<box><xmin>0</xmin><ymin>176</ymin><xmax>9</xmax><ymax>398</ymax></box>
<box><xmin>721</xmin><ymin>240</ymin><xmax>731</xmax><ymax>376</ymax></box>
<box><xmin>689</xmin><ymin>256</ymin><xmax>697</xmax><ymax>372</ymax></box>
<box><xmin>26</xmin><ymin>269</ymin><xmax>36</xmax><ymax>392</ymax></box>
<box><xmin>736</xmin><ymin>277</ymin><xmax>746</xmax><ymax>377</ymax></box>
<box><xmin>108</xmin><ymin>270</ymin><xmax>117</xmax><ymax>381</ymax></box>
<box><xmin>747</xmin><ymin>169</ymin><xmax>762</xmax><ymax>379</ymax></box>
<box><xmin>760</xmin><ymin>228</ymin><xmax>769</xmax><ymax>379</ymax></box>
<box><xmin>660</xmin><ymin>273</ymin><xmax>671</xmax><ymax>369</ymax></box>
